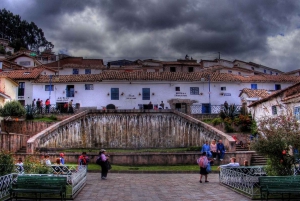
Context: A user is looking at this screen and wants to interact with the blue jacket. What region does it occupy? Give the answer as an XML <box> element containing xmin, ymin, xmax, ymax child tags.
<box><xmin>217</xmin><ymin>143</ymin><xmax>225</xmax><ymax>153</ymax></box>
<box><xmin>201</xmin><ymin>144</ymin><xmax>210</xmax><ymax>153</ymax></box>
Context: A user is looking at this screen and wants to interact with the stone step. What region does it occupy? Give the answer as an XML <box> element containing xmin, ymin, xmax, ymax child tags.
<box><xmin>251</xmin><ymin>152</ymin><xmax>267</xmax><ymax>166</ymax></box>
<box><xmin>16</xmin><ymin>146</ymin><xmax>27</xmax><ymax>153</ymax></box>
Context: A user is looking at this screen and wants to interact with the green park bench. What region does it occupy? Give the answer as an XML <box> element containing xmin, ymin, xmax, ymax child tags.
<box><xmin>9</xmin><ymin>175</ymin><xmax>67</xmax><ymax>201</ymax></box>
<box><xmin>259</xmin><ymin>176</ymin><xmax>300</xmax><ymax>200</ymax></box>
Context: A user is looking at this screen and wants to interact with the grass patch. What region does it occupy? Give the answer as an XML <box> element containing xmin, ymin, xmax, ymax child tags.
<box><xmin>63</xmin><ymin>147</ymin><xmax>201</xmax><ymax>153</ymax></box>
<box><xmin>33</xmin><ymin>115</ymin><xmax>58</xmax><ymax>122</ymax></box>
<box><xmin>85</xmin><ymin>163</ymin><xmax>219</xmax><ymax>172</ymax></box>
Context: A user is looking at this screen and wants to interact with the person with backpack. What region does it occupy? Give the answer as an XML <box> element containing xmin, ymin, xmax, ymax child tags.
<box><xmin>198</xmin><ymin>152</ymin><xmax>209</xmax><ymax>183</ymax></box>
<box><xmin>97</xmin><ymin>149</ymin><xmax>110</xmax><ymax>180</ymax></box>
<box><xmin>59</xmin><ymin>153</ymin><xmax>65</xmax><ymax>165</ymax></box>
<box><xmin>36</xmin><ymin>98</ymin><xmax>41</xmax><ymax>113</ymax></box>
<box><xmin>78</xmin><ymin>152</ymin><xmax>90</xmax><ymax>166</ymax></box>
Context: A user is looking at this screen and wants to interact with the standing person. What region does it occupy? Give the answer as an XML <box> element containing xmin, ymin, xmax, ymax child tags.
<box><xmin>44</xmin><ymin>155</ymin><xmax>51</xmax><ymax>166</ymax></box>
<box><xmin>99</xmin><ymin>149</ymin><xmax>110</xmax><ymax>180</ymax></box>
<box><xmin>159</xmin><ymin>101</ymin><xmax>165</xmax><ymax>109</ymax></box>
<box><xmin>68</xmin><ymin>99</ymin><xmax>74</xmax><ymax>113</ymax></box>
<box><xmin>224</xmin><ymin>101</ymin><xmax>228</xmax><ymax>109</ymax></box>
<box><xmin>198</xmin><ymin>152</ymin><xmax>209</xmax><ymax>183</ymax></box>
<box><xmin>59</xmin><ymin>153</ymin><xmax>65</xmax><ymax>165</ymax></box>
<box><xmin>32</xmin><ymin>98</ymin><xmax>36</xmax><ymax>108</ymax></box>
<box><xmin>36</xmin><ymin>98</ymin><xmax>41</xmax><ymax>113</ymax></box>
<box><xmin>40</xmin><ymin>100</ymin><xmax>44</xmax><ymax>114</ymax></box>
<box><xmin>217</xmin><ymin>139</ymin><xmax>226</xmax><ymax>161</ymax></box>
<box><xmin>78</xmin><ymin>152</ymin><xmax>89</xmax><ymax>166</ymax></box>
<box><xmin>148</xmin><ymin>101</ymin><xmax>153</xmax><ymax>110</ymax></box>
<box><xmin>201</xmin><ymin>140</ymin><xmax>212</xmax><ymax>158</ymax></box>
<box><xmin>210</xmin><ymin>140</ymin><xmax>217</xmax><ymax>160</ymax></box>
<box><xmin>45</xmin><ymin>99</ymin><xmax>50</xmax><ymax>114</ymax></box>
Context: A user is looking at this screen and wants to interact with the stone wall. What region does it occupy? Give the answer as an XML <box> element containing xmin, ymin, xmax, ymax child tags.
<box><xmin>0</xmin><ymin>133</ymin><xmax>29</xmax><ymax>153</ymax></box>
<box><xmin>1</xmin><ymin>120</ymin><xmax>54</xmax><ymax>137</ymax></box>
<box><xmin>14</xmin><ymin>151</ymin><xmax>254</xmax><ymax>166</ymax></box>
<box><xmin>27</xmin><ymin>110</ymin><xmax>235</xmax><ymax>153</ymax></box>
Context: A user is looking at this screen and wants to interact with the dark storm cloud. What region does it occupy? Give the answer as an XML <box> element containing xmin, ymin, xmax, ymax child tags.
<box><xmin>2</xmin><ymin>0</ymin><xmax>300</xmax><ymax>71</ymax></box>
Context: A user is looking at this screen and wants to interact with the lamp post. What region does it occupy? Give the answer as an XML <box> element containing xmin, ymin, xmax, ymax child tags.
<box><xmin>49</xmin><ymin>75</ymin><xmax>52</xmax><ymax>99</ymax></box>
<box><xmin>208</xmin><ymin>74</ymin><xmax>211</xmax><ymax>105</ymax></box>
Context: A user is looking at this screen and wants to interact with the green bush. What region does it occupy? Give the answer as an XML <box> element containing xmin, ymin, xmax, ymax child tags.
<box><xmin>252</xmin><ymin>115</ymin><xmax>300</xmax><ymax>176</ymax></box>
<box><xmin>0</xmin><ymin>100</ymin><xmax>26</xmax><ymax>117</ymax></box>
<box><xmin>49</xmin><ymin>115</ymin><xmax>58</xmax><ymax>121</ymax></box>
<box><xmin>212</xmin><ymin>118</ymin><xmax>222</xmax><ymax>126</ymax></box>
<box><xmin>186</xmin><ymin>146</ymin><xmax>201</xmax><ymax>151</ymax></box>
<box><xmin>23</xmin><ymin>155</ymin><xmax>51</xmax><ymax>174</ymax></box>
<box><xmin>0</xmin><ymin>150</ymin><xmax>14</xmax><ymax>176</ymax></box>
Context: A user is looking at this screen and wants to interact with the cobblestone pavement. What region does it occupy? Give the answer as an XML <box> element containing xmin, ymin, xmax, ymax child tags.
<box><xmin>75</xmin><ymin>173</ymin><xmax>251</xmax><ymax>201</ymax></box>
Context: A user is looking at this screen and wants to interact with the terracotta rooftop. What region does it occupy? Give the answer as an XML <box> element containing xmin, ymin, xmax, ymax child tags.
<box><xmin>249</xmin><ymin>81</ymin><xmax>300</xmax><ymax>107</ymax></box>
<box><xmin>32</xmin><ymin>72</ymin><xmax>300</xmax><ymax>83</ymax></box>
<box><xmin>239</xmin><ymin>88</ymin><xmax>273</xmax><ymax>99</ymax></box>
<box><xmin>0</xmin><ymin>67</ymin><xmax>55</xmax><ymax>80</ymax></box>
<box><xmin>0</xmin><ymin>60</ymin><xmax>24</xmax><ymax>70</ymax></box>
<box><xmin>5</xmin><ymin>52</ymin><xmax>43</xmax><ymax>66</ymax></box>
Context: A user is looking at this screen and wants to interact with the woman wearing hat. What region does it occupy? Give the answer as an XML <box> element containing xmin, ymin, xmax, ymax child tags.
<box><xmin>99</xmin><ymin>149</ymin><xmax>110</xmax><ymax>180</ymax></box>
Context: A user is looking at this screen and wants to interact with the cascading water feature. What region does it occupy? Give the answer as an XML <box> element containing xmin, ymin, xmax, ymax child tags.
<box><xmin>32</xmin><ymin>111</ymin><xmax>229</xmax><ymax>151</ymax></box>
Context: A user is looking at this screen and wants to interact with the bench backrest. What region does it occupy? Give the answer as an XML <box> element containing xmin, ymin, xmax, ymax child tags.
<box><xmin>16</xmin><ymin>175</ymin><xmax>67</xmax><ymax>189</ymax></box>
<box><xmin>259</xmin><ymin>176</ymin><xmax>300</xmax><ymax>188</ymax></box>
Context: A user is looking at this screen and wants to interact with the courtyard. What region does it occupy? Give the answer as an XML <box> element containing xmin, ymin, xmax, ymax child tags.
<box><xmin>75</xmin><ymin>173</ymin><xmax>251</xmax><ymax>201</ymax></box>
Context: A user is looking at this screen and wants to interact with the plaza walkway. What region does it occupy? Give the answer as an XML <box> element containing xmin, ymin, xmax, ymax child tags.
<box><xmin>75</xmin><ymin>173</ymin><xmax>251</xmax><ymax>201</ymax></box>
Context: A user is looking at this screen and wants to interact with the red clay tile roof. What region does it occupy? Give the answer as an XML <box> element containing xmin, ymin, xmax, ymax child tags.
<box><xmin>284</xmin><ymin>69</ymin><xmax>300</xmax><ymax>75</ymax></box>
<box><xmin>5</xmin><ymin>52</ymin><xmax>43</xmax><ymax>66</ymax></box>
<box><xmin>44</xmin><ymin>57</ymin><xmax>104</xmax><ymax>69</ymax></box>
<box><xmin>239</xmin><ymin>88</ymin><xmax>272</xmax><ymax>98</ymax></box>
<box><xmin>248</xmin><ymin>81</ymin><xmax>300</xmax><ymax>107</ymax></box>
<box><xmin>0</xmin><ymin>60</ymin><xmax>24</xmax><ymax>70</ymax></box>
<box><xmin>32</xmin><ymin>72</ymin><xmax>300</xmax><ymax>83</ymax></box>
<box><xmin>0</xmin><ymin>67</ymin><xmax>55</xmax><ymax>80</ymax></box>
<box><xmin>62</xmin><ymin>63</ymin><xmax>106</xmax><ymax>69</ymax></box>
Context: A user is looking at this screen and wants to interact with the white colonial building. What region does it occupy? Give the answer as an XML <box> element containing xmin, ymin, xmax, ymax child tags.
<box><xmin>249</xmin><ymin>82</ymin><xmax>300</xmax><ymax>121</ymax></box>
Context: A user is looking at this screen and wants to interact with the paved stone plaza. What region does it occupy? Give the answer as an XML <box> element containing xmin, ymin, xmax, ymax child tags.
<box><xmin>75</xmin><ymin>173</ymin><xmax>251</xmax><ymax>201</ymax></box>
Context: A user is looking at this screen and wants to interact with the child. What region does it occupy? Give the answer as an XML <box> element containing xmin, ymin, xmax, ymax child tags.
<box><xmin>15</xmin><ymin>158</ymin><xmax>24</xmax><ymax>174</ymax></box>
<box><xmin>60</xmin><ymin>153</ymin><xmax>65</xmax><ymax>165</ymax></box>
<box><xmin>45</xmin><ymin>155</ymin><xmax>51</xmax><ymax>166</ymax></box>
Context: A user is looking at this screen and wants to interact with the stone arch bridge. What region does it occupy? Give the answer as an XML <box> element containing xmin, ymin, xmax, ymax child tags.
<box><xmin>27</xmin><ymin>110</ymin><xmax>236</xmax><ymax>153</ymax></box>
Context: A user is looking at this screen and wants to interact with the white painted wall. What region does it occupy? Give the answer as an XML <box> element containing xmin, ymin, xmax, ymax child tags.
<box><xmin>29</xmin><ymin>81</ymin><xmax>296</xmax><ymax>109</ymax></box>
<box><xmin>58</xmin><ymin>68</ymin><xmax>102</xmax><ymax>75</ymax></box>
<box><xmin>14</xmin><ymin>56</ymin><xmax>35</xmax><ymax>67</ymax></box>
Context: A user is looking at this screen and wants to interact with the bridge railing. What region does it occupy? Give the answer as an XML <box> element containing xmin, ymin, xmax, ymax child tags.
<box><xmin>219</xmin><ymin>166</ymin><xmax>266</xmax><ymax>199</ymax></box>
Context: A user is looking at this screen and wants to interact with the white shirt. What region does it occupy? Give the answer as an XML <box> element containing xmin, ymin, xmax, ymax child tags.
<box><xmin>220</xmin><ymin>162</ymin><xmax>240</xmax><ymax>167</ymax></box>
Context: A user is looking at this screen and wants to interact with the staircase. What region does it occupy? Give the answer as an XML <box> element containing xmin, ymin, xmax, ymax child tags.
<box><xmin>235</xmin><ymin>144</ymin><xmax>248</xmax><ymax>151</ymax></box>
<box><xmin>251</xmin><ymin>152</ymin><xmax>267</xmax><ymax>166</ymax></box>
<box><xmin>16</xmin><ymin>146</ymin><xmax>27</xmax><ymax>154</ymax></box>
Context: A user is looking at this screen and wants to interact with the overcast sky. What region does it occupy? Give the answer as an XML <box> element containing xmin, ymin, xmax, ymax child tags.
<box><xmin>2</xmin><ymin>0</ymin><xmax>300</xmax><ymax>71</ymax></box>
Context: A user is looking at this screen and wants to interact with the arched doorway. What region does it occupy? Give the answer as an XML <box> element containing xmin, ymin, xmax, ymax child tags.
<box><xmin>106</xmin><ymin>104</ymin><xmax>116</xmax><ymax>109</ymax></box>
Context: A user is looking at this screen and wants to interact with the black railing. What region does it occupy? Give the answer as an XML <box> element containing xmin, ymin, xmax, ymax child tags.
<box><xmin>191</xmin><ymin>104</ymin><xmax>242</xmax><ymax>114</ymax></box>
<box><xmin>25</xmin><ymin>104</ymin><xmax>76</xmax><ymax>115</ymax></box>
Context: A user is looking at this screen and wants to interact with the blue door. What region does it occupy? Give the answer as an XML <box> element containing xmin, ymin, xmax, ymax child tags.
<box><xmin>202</xmin><ymin>103</ymin><xmax>211</xmax><ymax>114</ymax></box>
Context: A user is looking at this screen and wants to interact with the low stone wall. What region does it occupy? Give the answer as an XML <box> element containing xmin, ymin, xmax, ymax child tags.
<box><xmin>14</xmin><ymin>151</ymin><xmax>254</xmax><ymax>166</ymax></box>
<box><xmin>0</xmin><ymin>132</ymin><xmax>29</xmax><ymax>153</ymax></box>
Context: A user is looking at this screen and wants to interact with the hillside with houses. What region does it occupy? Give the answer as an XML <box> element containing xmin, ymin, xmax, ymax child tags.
<box><xmin>0</xmin><ymin>43</ymin><xmax>300</xmax><ymax>121</ymax></box>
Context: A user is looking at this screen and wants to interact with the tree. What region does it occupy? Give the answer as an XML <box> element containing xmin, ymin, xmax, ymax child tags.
<box><xmin>0</xmin><ymin>8</ymin><xmax>54</xmax><ymax>52</ymax></box>
<box><xmin>251</xmin><ymin>115</ymin><xmax>300</xmax><ymax>176</ymax></box>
